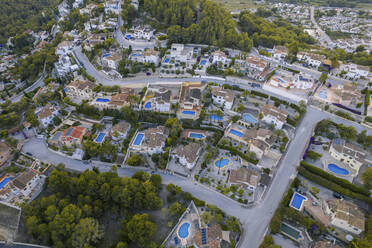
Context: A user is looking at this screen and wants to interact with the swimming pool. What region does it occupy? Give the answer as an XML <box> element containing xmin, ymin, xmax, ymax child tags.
<box><xmin>189</xmin><ymin>132</ymin><xmax>205</xmax><ymax>139</ymax></box>
<box><xmin>214</xmin><ymin>158</ymin><xmax>230</xmax><ymax>168</ymax></box>
<box><xmin>229</xmin><ymin>129</ymin><xmax>243</xmax><ymax>137</ymax></box>
<box><xmin>125</xmin><ymin>34</ymin><xmax>132</xmax><ymax>39</ymax></box>
<box><xmin>243</xmin><ymin>113</ymin><xmax>258</xmax><ymax>124</ymax></box>
<box><xmin>96</xmin><ymin>98</ymin><xmax>110</xmax><ymax>103</ymax></box>
<box><xmin>164</xmin><ymin>58</ymin><xmax>170</xmax><ymax>63</ymax></box>
<box><xmin>95</xmin><ymin>132</ymin><xmax>106</xmax><ymax>143</ymax></box>
<box><xmin>210</xmin><ymin>114</ymin><xmax>223</xmax><ymax>122</ymax></box>
<box><xmin>328</xmin><ymin>163</ymin><xmax>349</xmax><ymax>175</ymax></box>
<box><xmin>178</xmin><ymin>222</ymin><xmax>190</xmax><ymax>239</ymax></box>
<box><xmin>102</xmin><ymin>53</ymin><xmax>110</xmax><ymax>58</ymax></box>
<box><xmin>200</xmin><ymin>60</ymin><xmax>206</xmax><ymax>66</ymax></box>
<box><xmin>289</xmin><ymin>192</ymin><xmax>307</xmax><ymax>211</ymax></box>
<box><xmin>144</xmin><ymin>102</ymin><xmax>152</xmax><ymax>109</ymax></box>
<box><xmin>280</xmin><ymin>223</ymin><xmax>302</xmax><ymax>241</ymax></box>
<box><xmin>182</xmin><ymin>110</ymin><xmax>195</xmax><ymax>115</ymax></box>
<box><xmin>0</xmin><ymin>177</ymin><xmax>11</xmax><ymax>190</ymax></box>
<box><xmin>133</xmin><ymin>133</ymin><xmax>144</xmax><ymax>146</ymax></box>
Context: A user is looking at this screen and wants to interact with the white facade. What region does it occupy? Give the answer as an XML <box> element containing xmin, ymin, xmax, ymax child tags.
<box><xmin>105</xmin><ymin>0</ymin><xmax>119</xmax><ymax>14</ymax></box>
<box><xmin>211</xmin><ymin>51</ymin><xmax>231</xmax><ymax>65</ymax></box>
<box><xmin>329</xmin><ymin>143</ymin><xmax>364</xmax><ymax>172</ymax></box>
<box><xmin>341</xmin><ymin>63</ymin><xmax>369</xmax><ymax>79</ymax></box>
<box><xmin>262</xmin><ymin>115</ymin><xmax>284</xmax><ymax>129</ymax></box>
<box><xmin>131</xmin><ymin>26</ymin><xmax>154</xmax><ymax>40</ymax></box>
<box><xmin>170</xmin><ymin>44</ymin><xmax>193</xmax><ymax>63</ymax></box>
<box><xmin>56</xmin><ymin>41</ymin><xmax>73</xmax><ymax>55</ymax></box>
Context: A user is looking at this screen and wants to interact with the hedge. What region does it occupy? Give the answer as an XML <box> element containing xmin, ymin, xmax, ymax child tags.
<box><xmin>251</xmin><ymin>90</ymin><xmax>268</xmax><ymax>99</ymax></box>
<box><xmin>270</xmin><ymin>96</ymin><xmax>289</xmax><ymax>106</ymax></box>
<box><xmin>298</xmin><ymin>167</ymin><xmax>372</xmax><ymax>205</ymax></box>
<box><xmin>286</xmin><ymin>117</ymin><xmax>298</xmax><ymax>127</ymax></box>
<box><xmin>300</xmin><ymin>161</ymin><xmax>370</xmax><ymax>196</ymax></box>
<box><xmin>218</xmin><ymin>145</ymin><xmax>258</xmax><ymax>164</ymax></box>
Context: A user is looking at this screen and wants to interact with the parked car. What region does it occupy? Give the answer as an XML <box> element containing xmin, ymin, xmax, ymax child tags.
<box><xmin>333</xmin><ymin>192</ymin><xmax>344</xmax><ymax>199</ymax></box>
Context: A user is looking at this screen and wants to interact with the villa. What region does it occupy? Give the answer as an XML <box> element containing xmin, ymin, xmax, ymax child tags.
<box><xmin>130</xmin><ymin>25</ymin><xmax>154</xmax><ymax>40</ymax></box>
<box><xmin>314</xmin><ymin>83</ymin><xmax>362</xmax><ymax>106</ymax></box>
<box><xmin>110</xmin><ymin>122</ymin><xmax>131</xmax><ymax>141</ymax></box>
<box><xmin>341</xmin><ymin>63</ymin><xmax>370</xmax><ymax>80</ymax></box>
<box><xmin>36</xmin><ymin>104</ymin><xmax>59</xmax><ymax>128</ymax></box>
<box><xmin>261</xmin><ymin>104</ymin><xmax>288</xmax><ymax>129</ymax></box>
<box><xmin>273</xmin><ymin>45</ymin><xmax>288</xmax><ymax>61</ymax></box>
<box><xmin>130</xmin><ymin>49</ymin><xmax>159</xmax><ymax>65</ymax></box>
<box><xmin>104</xmin><ymin>0</ymin><xmax>120</xmax><ymax>14</ymax></box>
<box><xmin>229</xmin><ymin>167</ymin><xmax>260</xmax><ymax>191</ymax></box>
<box><xmin>244</xmin><ymin>56</ymin><xmax>271</xmax><ymax>81</ymax></box>
<box><xmin>65</xmin><ymin>80</ymin><xmax>96</xmax><ymax>100</ymax></box>
<box><xmin>211</xmin><ymin>87</ymin><xmax>235</xmax><ymax>109</ymax></box>
<box><xmin>12</xmin><ymin>169</ymin><xmax>41</xmax><ymax>198</ymax></box>
<box><xmin>297</xmin><ymin>52</ymin><xmax>325</xmax><ymax>68</ymax></box>
<box><xmin>102</xmin><ymin>52</ymin><xmax>122</xmax><ymax>70</ymax></box>
<box><xmin>83</xmin><ymin>33</ymin><xmax>113</xmax><ymax>51</ymax></box>
<box><xmin>329</xmin><ymin>138</ymin><xmax>369</xmax><ymax>173</ymax></box>
<box><xmin>56</xmin><ymin>40</ymin><xmax>73</xmax><ymax>55</ymax></box>
<box><xmin>56</xmin><ymin>126</ymin><xmax>88</xmax><ymax>147</ymax></box>
<box><xmin>0</xmin><ymin>142</ymin><xmax>12</xmax><ymax>166</ymax></box>
<box><xmin>325</xmin><ymin>199</ymin><xmax>365</xmax><ymax>235</ymax></box>
<box><xmin>130</xmin><ymin>126</ymin><xmax>168</xmax><ymax>155</ymax></box>
<box><xmin>177</xmin><ymin>82</ymin><xmax>204</xmax><ymax>120</ymax></box>
<box><xmin>170</xmin><ymin>44</ymin><xmax>193</xmax><ymax>63</ymax></box>
<box><xmin>172</xmin><ymin>143</ymin><xmax>202</xmax><ymax>170</ymax></box>
<box><xmin>143</xmin><ymin>87</ymin><xmax>172</xmax><ymax>112</ymax></box>
<box><xmin>162</xmin><ymin>201</ymin><xmax>231</xmax><ymax>248</ymax></box>
<box><xmin>108</xmin><ymin>88</ymin><xmax>134</xmax><ymax>109</ymax></box>
<box><xmin>210</xmin><ymin>50</ymin><xmax>231</xmax><ymax>66</ymax></box>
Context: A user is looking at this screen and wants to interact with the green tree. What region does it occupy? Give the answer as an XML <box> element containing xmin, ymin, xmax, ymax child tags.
<box><xmin>125</xmin><ymin>214</ymin><xmax>157</xmax><ymax>248</ymax></box>
<box><xmin>71</xmin><ymin>218</ymin><xmax>104</xmax><ymax>248</ymax></box>
<box><xmin>169</xmin><ymin>202</ymin><xmax>183</xmax><ymax>216</ymax></box>
<box><xmin>361</xmin><ymin>167</ymin><xmax>372</xmax><ymax>190</ymax></box>
<box><xmin>201</xmin><ymin>211</ymin><xmax>213</xmax><ymax>224</ymax></box>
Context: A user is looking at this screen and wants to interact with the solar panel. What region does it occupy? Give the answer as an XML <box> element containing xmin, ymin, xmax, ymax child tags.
<box><xmin>201</xmin><ymin>228</ymin><xmax>207</xmax><ymax>245</ymax></box>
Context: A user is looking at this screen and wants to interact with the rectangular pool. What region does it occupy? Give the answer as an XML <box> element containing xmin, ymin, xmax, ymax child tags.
<box><xmin>182</xmin><ymin>110</ymin><xmax>195</xmax><ymax>115</ymax></box>
<box><xmin>133</xmin><ymin>133</ymin><xmax>144</xmax><ymax>146</ymax></box>
<box><xmin>229</xmin><ymin>129</ymin><xmax>243</xmax><ymax>137</ymax></box>
<box><xmin>0</xmin><ymin>177</ymin><xmax>11</xmax><ymax>190</ymax></box>
<box><xmin>280</xmin><ymin>223</ymin><xmax>302</xmax><ymax>241</ymax></box>
<box><xmin>289</xmin><ymin>192</ymin><xmax>307</xmax><ymax>210</ymax></box>
<box><xmin>189</xmin><ymin>132</ymin><xmax>205</xmax><ymax>139</ymax></box>
<box><xmin>95</xmin><ymin>132</ymin><xmax>106</xmax><ymax>143</ymax></box>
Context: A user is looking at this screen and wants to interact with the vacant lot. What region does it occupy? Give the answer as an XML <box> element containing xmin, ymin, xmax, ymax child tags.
<box><xmin>0</xmin><ymin>202</ymin><xmax>21</xmax><ymax>241</ymax></box>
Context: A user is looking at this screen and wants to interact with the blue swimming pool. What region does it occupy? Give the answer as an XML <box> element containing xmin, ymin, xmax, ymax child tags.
<box><xmin>229</xmin><ymin>129</ymin><xmax>243</xmax><ymax>137</ymax></box>
<box><xmin>200</xmin><ymin>60</ymin><xmax>206</xmax><ymax>66</ymax></box>
<box><xmin>214</xmin><ymin>158</ymin><xmax>230</xmax><ymax>168</ymax></box>
<box><xmin>133</xmin><ymin>133</ymin><xmax>144</xmax><ymax>146</ymax></box>
<box><xmin>144</xmin><ymin>102</ymin><xmax>152</xmax><ymax>109</ymax></box>
<box><xmin>178</xmin><ymin>222</ymin><xmax>190</xmax><ymax>239</ymax></box>
<box><xmin>96</xmin><ymin>98</ymin><xmax>110</xmax><ymax>103</ymax></box>
<box><xmin>210</xmin><ymin>114</ymin><xmax>223</xmax><ymax>122</ymax></box>
<box><xmin>95</xmin><ymin>132</ymin><xmax>106</xmax><ymax>143</ymax></box>
<box><xmin>243</xmin><ymin>113</ymin><xmax>258</xmax><ymax>124</ymax></box>
<box><xmin>164</xmin><ymin>58</ymin><xmax>170</xmax><ymax>63</ymax></box>
<box><xmin>182</xmin><ymin>110</ymin><xmax>195</xmax><ymax>115</ymax></box>
<box><xmin>125</xmin><ymin>34</ymin><xmax>132</xmax><ymax>39</ymax></box>
<box><xmin>103</xmin><ymin>53</ymin><xmax>110</xmax><ymax>58</ymax></box>
<box><xmin>189</xmin><ymin>132</ymin><xmax>205</xmax><ymax>139</ymax></box>
<box><xmin>290</xmin><ymin>193</ymin><xmax>307</xmax><ymax>210</ymax></box>
<box><xmin>328</xmin><ymin>163</ymin><xmax>349</xmax><ymax>175</ymax></box>
<box><xmin>0</xmin><ymin>177</ymin><xmax>11</xmax><ymax>190</ymax></box>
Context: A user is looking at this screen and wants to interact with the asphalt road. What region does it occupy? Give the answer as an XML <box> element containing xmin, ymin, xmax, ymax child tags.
<box><xmin>9</xmin><ymin>75</ymin><xmax>45</xmax><ymax>103</ymax></box>
<box><xmin>310</xmin><ymin>6</ymin><xmax>333</xmax><ymax>49</ymax></box>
